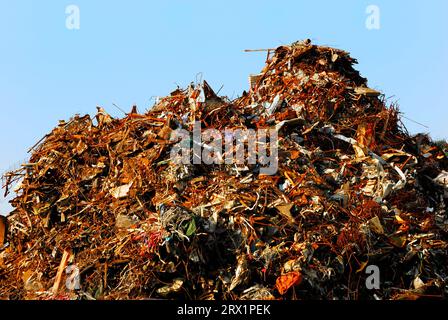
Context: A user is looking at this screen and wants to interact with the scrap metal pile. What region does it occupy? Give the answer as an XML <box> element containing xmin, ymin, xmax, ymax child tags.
<box><xmin>1</xmin><ymin>41</ymin><xmax>447</xmax><ymax>300</ymax></box>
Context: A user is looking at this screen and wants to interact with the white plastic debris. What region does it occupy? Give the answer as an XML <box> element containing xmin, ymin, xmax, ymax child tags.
<box><xmin>110</xmin><ymin>182</ymin><xmax>133</xmax><ymax>199</ymax></box>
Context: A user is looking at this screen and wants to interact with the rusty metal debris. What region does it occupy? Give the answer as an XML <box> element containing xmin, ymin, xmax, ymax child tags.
<box><xmin>0</xmin><ymin>216</ymin><xmax>7</xmax><ymax>247</ymax></box>
<box><xmin>1</xmin><ymin>40</ymin><xmax>447</xmax><ymax>300</ymax></box>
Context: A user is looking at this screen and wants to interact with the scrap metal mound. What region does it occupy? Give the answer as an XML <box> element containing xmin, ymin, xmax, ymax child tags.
<box><xmin>1</xmin><ymin>41</ymin><xmax>448</xmax><ymax>300</ymax></box>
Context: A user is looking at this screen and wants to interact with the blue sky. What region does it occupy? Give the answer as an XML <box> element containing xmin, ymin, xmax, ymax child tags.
<box><xmin>1</xmin><ymin>0</ymin><xmax>447</xmax><ymax>213</ymax></box>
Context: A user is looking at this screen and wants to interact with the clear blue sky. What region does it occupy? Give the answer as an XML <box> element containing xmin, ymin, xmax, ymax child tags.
<box><xmin>1</xmin><ymin>0</ymin><xmax>447</xmax><ymax>213</ymax></box>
